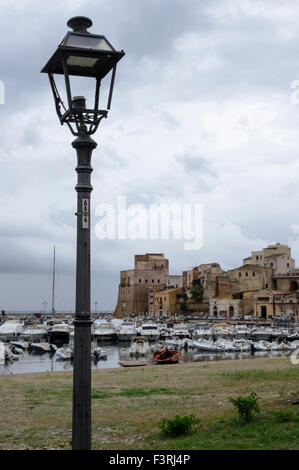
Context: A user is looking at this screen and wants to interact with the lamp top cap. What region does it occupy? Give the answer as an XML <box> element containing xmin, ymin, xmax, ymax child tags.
<box><xmin>67</xmin><ymin>16</ymin><xmax>93</xmax><ymax>32</ymax></box>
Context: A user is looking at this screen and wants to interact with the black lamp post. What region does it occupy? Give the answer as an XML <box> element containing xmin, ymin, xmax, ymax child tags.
<box><xmin>41</xmin><ymin>16</ymin><xmax>124</xmax><ymax>450</ymax></box>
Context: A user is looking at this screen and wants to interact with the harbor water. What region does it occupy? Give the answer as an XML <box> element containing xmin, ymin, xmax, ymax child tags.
<box><xmin>0</xmin><ymin>341</ymin><xmax>292</xmax><ymax>375</ymax></box>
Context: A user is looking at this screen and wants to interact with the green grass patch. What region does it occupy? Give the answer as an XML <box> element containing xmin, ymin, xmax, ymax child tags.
<box><xmin>91</xmin><ymin>387</ymin><xmax>191</xmax><ymax>400</ymax></box>
<box><xmin>219</xmin><ymin>368</ymin><xmax>299</xmax><ymax>380</ymax></box>
<box><xmin>23</xmin><ymin>386</ymin><xmax>72</xmax><ymax>404</ymax></box>
<box><xmin>146</xmin><ymin>407</ymin><xmax>299</xmax><ymax>450</ymax></box>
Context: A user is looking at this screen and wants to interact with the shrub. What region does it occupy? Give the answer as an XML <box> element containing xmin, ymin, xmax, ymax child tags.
<box><xmin>159</xmin><ymin>414</ymin><xmax>200</xmax><ymax>438</ymax></box>
<box><xmin>229</xmin><ymin>392</ymin><xmax>260</xmax><ymax>424</ymax></box>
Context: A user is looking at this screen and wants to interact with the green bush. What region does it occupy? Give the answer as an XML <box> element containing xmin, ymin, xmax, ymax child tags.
<box><xmin>229</xmin><ymin>393</ymin><xmax>260</xmax><ymax>424</ymax></box>
<box><xmin>158</xmin><ymin>414</ymin><xmax>200</xmax><ymax>437</ymax></box>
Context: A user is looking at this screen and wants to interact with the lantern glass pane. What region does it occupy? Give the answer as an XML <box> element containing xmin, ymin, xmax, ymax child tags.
<box><xmin>63</xmin><ymin>34</ymin><xmax>113</xmax><ymax>51</ymax></box>
<box><xmin>67</xmin><ymin>56</ymin><xmax>99</xmax><ymax>68</ymax></box>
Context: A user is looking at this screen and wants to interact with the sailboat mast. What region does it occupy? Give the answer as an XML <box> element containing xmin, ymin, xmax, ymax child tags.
<box><xmin>52</xmin><ymin>246</ymin><xmax>55</xmax><ymax>314</ymax></box>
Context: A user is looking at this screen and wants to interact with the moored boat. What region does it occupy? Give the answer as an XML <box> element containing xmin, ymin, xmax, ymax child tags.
<box><xmin>251</xmin><ymin>327</ymin><xmax>273</xmax><ymax>341</ymax></box>
<box><xmin>56</xmin><ymin>345</ymin><xmax>73</xmax><ymax>360</ymax></box>
<box><xmin>116</xmin><ymin>321</ymin><xmax>136</xmax><ymax>341</ymax></box>
<box><xmin>0</xmin><ymin>321</ymin><xmax>24</xmax><ymax>341</ymax></box>
<box><xmin>153</xmin><ymin>346</ymin><xmax>181</xmax><ymax>364</ymax></box>
<box><xmin>252</xmin><ymin>340</ymin><xmax>272</xmax><ymax>351</ymax></box>
<box><xmin>29</xmin><ymin>342</ymin><xmax>57</xmax><ymax>354</ymax></box>
<box><xmin>192</xmin><ymin>338</ymin><xmax>223</xmax><ymax>352</ymax></box>
<box><xmin>138</xmin><ymin>323</ymin><xmax>160</xmax><ymax>341</ymax></box>
<box><xmin>215</xmin><ymin>338</ymin><xmax>239</xmax><ymax>352</ymax></box>
<box><xmin>10</xmin><ymin>340</ymin><xmax>29</xmax><ymax>351</ymax></box>
<box><xmin>129</xmin><ymin>336</ymin><xmax>149</xmax><ymax>357</ymax></box>
<box><xmin>91</xmin><ymin>346</ymin><xmax>107</xmax><ymax>360</ymax></box>
<box><xmin>93</xmin><ymin>322</ymin><xmax>116</xmax><ymax>342</ymax></box>
<box><xmin>234</xmin><ymin>325</ymin><xmax>251</xmax><ymax>338</ymax></box>
<box><xmin>20</xmin><ymin>326</ymin><xmax>48</xmax><ymax>341</ymax></box>
<box><xmin>49</xmin><ymin>323</ymin><xmax>70</xmax><ymax>344</ymax></box>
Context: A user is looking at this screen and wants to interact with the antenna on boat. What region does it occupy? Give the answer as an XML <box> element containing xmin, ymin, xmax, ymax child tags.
<box><xmin>51</xmin><ymin>246</ymin><xmax>56</xmax><ymax>314</ymax></box>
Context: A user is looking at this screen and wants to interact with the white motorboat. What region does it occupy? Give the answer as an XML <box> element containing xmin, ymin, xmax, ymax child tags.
<box><xmin>56</xmin><ymin>346</ymin><xmax>73</xmax><ymax>360</ymax></box>
<box><xmin>91</xmin><ymin>346</ymin><xmax>107</xmax><ymax>360</ymax></box>
<box><xmin>29</xmin><ymin>342</ymin><xmax>57</xmax><ymax>354</ymax></box>
<box><xmin>192</xmin><ymin>339</ymin><xmax>223</xmax><ymax>352</ymax></box>
<box><xmin>253</xmin><ymin>340</ymin><xmax>272</xmax><ymax>351</ymax></box>
<box><xmin>158</xmin><ymin>326</ymin><xmax>172</xmax><ymax>340</ymax></box>
<box><xmin>193</xmin><ymin>325</ymin><xmax>213</xmax><ymax>339</ymax></box>
<box><xmin>215</xmin><ymin>338</ymin><xmax>239</xmax><ymax>352</ymax></box>
<box><xmin>138</xmin><ymin>323</ymin><xmax>160</xmax><ymax>341</ymax></box>
<box><xmin>251</xmin><ymin>327</ymin><xmax>273</xmax><ymax>341</ymax></box>
<box><xmin>278</xmin><ymin>329</ymin><xmax>289</xmax><ymax>340</ymax></box>
<box><xmin>10</xmin><ymin>344</ymin><xmax>24</xmax><ymax>355</ymax></box>
<box><xmin>49</xmin><ymin>323</ymin><xmax>70</xmax><ymax>343</ymax></box>
<box><xmin>234</xmin><ymin>325</ymin><xmax>251</xmax><ymax>338</ymax></box>
<box><xmin>288</xmin><ymin>340</ymin><xmax>299</xmax><ymax>350</ymax></box>
<box><xmin>93</xmin><ymin>323</ymin><xmax>116</xmax><ymax>342</ymax></box>
<box><xmin>2</xmin><ymin>343</ymin><xmax>18</xmax><ymax>361</ymax></box>
<box><xmin>10</xmin><ymin>340</ymin><xmax>29</xmax><ymax>351</ymax></box>
<box><xmin>165</xmin><ymin>338</ymin><xmax>182</xmax><ymax>349</ymax></box>
<box><xmin>0</xmin><ymin>321</ymin><xmax>24</xmax><ymax>341</ymax></box>
<box><xmin>233</xmin><ymin>339</ymin><xmax>251</xmax><ymax>352</ymax></box>
<box><xmin>271</xmin><ymin>328</ymin><xmax>283</xmax><ymax>339</ymax></box>
<box><xmin>279</xmin><ymin>341</ymin><xmax>293</xmax><ymax>351</ymax></box>
<box><xmin>0</xmin><ymin>341</ymin><xmax>5</xmax><ymax>365</ymax></box>
<box><xmin>212</xmin><ymin>324</ymin><xmax>233</xmax><ymax>339</ymax></box>
<box><xmin>129</xmin><ymin>336</ymin><xmax>149</xmax><ymax>357</ymax></box>
<box><xmin>288</xmin><ymin>330</ymin><xmax>299</xmax><ymax>341</ymax></box>
<box><xmin>116</xmin><ymin>321</ymin><xmax>136</xmax><ymax>341</ymax></box>
<box><xmin>20</xmin><ymin>326</ymin><xmax>48</xmax><ymax>341</ymax></box>
<box><xmin>271</xmin><ymin>340</ymin><xmax>285</xmax><ymax>351</ymax></box>
<box><xmin>172</xmin><ymin>323</ymin><xmax>191</xmax><ymax>339</ymax></box>
<box><xmin>166</xmin><ymin>337</ymin><xmax>193</xmax><ymax>350</ymax></box>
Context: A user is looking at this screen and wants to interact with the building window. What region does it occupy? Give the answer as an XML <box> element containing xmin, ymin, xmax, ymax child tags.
<box><xmin>253</xmin><ymin>272</ymin><xmax>255</xmax><ymax>277</ymax></box>
<box><xmin>139</xmin><ymin>279</ymin><xmax>141</xmax><ymax>283</ymax></box>
<box><xmin>239</xmin><ymin>273</ymin><xmax>242</xmax><ymax>277</ymax></box>
<box><xmin>265</xmin><ymin>284</ymin><xmax>268</xmax><ymax>288</ymax></box>
<box><xmin>152</xmin><ymin>280</ymin><xmax>154</xmax><ymax>283</ymax></box>
<box><xmin>158</xmin><ymin>280</ymin><xmax>160</xmax><ymax>283</ymax></box>
<box><xmin>287</xmin><ymin>263</ymin><xmax>290</xmax><ymax>268</ymax></box>
<box><xmin>145</xmin><ymin>279</ymin><xmax>148</xmax><ymax>283</ymax></box>
<box><xmin>246</xmin><ymin>272</ymin><xmax>248</xmax><ymax>277</ymax></box>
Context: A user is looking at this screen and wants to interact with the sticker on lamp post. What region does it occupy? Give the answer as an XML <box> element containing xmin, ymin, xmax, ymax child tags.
<box><xmin>82</xmin><ymin>198</ymin><xmax>89</xmax><ymax>229</ymax></box>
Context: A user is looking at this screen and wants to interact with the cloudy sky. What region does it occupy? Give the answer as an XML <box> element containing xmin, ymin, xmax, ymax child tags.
<box><xmin>1</xmin><ymin>0</ymin><xmax>299</xmax><ymax>312</ymax></box>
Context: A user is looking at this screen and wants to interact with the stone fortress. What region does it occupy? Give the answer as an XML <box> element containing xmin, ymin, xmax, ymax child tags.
<box><xmin>114</xmin><ymin>244</ymin><xmax>299</xmax><ymax>320</ymax></box>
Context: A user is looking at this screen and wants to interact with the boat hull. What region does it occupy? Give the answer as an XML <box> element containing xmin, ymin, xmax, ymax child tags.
<box><xmin>153</xmin><ymin>347</ymin><xmax>181</xmax><ymax>364</ymax></box>
<box><xmin>116</xmin><ymin>333</ymin><xmax>135</xmax><ymax>341</ymax></box>
<box><xmin>93</xmin><ymin>333</ymin><xmax>116</xmax><ymax>342</ymax></box>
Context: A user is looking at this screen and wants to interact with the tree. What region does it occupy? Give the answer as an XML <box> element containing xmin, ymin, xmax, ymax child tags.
<box><xmin>190</xmin><ymin>280</ymin><xmax>203</xmax><ymax>303</ymax></box>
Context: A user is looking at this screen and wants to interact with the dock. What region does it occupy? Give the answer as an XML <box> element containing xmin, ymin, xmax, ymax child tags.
<box><xmin>119</xmin><ymin>360</ymin><xmax>147</xmax><ymax>367</ymax></box>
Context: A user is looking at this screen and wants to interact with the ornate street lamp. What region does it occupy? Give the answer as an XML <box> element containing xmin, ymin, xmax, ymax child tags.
<box><xmin>41</xmin><ymin>16</ymin><xmax>125</xmax><ymax>450</ymax></box>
